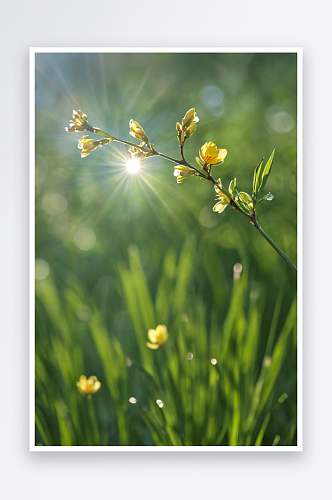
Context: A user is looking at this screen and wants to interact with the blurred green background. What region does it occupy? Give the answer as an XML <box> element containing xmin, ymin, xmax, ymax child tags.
<box><xmin>35</xmin><ymin>52</ymin><xmax>297</xmax><ymax>446</ymax></box>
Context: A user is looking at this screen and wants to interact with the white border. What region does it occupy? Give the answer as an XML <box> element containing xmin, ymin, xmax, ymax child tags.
<box><xmin>30</xmin><ymin>47</ymin><xmax>302</xmax><ymax>452</ymax></box>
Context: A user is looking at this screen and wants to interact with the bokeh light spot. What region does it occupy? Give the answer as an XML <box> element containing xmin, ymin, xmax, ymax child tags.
<box><xmin>42</xmin><ymin>193</ymin><xmax>68</xmax><ymax>216</ymax></box>
<box><xmin>199</xmin><ymin>205</ymin><xmax>220</xmax><ymax>228</ymax></box>
<box><xmin>125</xmin><ymin>357</ymin><xmax>132</xmax><ymax>367</ymax></box>
<box><xmin>264</xmin><ymin>105</ymin><xmax>294</xmax><ymax>134</ymax></box>
<box><xmin>35</xmin><ymin>259</ymin><xmax>50</xmax><ymax>281</ymax></box>
<box><xmin>74</xmin><ymin>228</ymin><xmax>96</xmax><ymax>251</ymax></box>
<box><xmin>200</xmin><ymin>84</ymin><xmax>225</xmax><ymax>116</ymax></box>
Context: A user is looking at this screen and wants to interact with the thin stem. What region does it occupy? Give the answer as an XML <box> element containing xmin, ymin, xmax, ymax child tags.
<box><xmin>94</xmin><ymin>129</ymin><xmax>153</xmax><ymax>154</ymax></box>
<box><xmin>180</xmin><ymin>140</ymin><xmax>186</xmax><ymax>162</ymax></box>
<box><xmin>252</xmin><ymin>219</ymin><xmax>297</xmax><ymax>273</ymax></box>
<box><xmin>153</xmin><ymin>150</ymin><xmax>206</xmax><ymax>178</ymax></box>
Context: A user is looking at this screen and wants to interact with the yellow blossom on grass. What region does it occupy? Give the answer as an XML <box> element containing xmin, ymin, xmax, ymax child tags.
<box><xmin>199</xmin><ymin>142</ymin><xmax>227</xmax><ymax>165</ymax></box>
<box><xmin>173</xmin><ymin>166</ymin><xmax>193</xmax><ymax>183</ymax></box>
<box><xmin>146</xmin><ymin>325</ymin><xmax>168</xmax><ymax>349</ymax></box>
<box><xmin>76</xmin><ymin>375</ymin><xmax>101</xmax><ymax>397</ymax></box>
<box><xmin>78</xmin><ymin>135</ymin><xmax>112</xmax><ymax>158</ymax></box>
<box><xmin>66</xmin><ymin>110</ymin><xmax>94</xmax><ymax>133</ymax></box>
<box><xmin>129</xmin><ymin>120</ymin><xmax>149</xmax><ymax>143</ymax></box>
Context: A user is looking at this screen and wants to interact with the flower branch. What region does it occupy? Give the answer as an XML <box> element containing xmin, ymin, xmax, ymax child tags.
<box><xmin>66</xmin><ymin>109</ymin><xmax>297</xmax><ymax>273</ymax></box>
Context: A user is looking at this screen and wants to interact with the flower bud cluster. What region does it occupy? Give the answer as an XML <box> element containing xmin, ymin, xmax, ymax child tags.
<box><xmin>66</xmin><ymin>110</ymin><xmax>94</xmax><ymax>133</ymax></box>
<box><xmin>176</xmin><ymin>108</ymin><xmax>199</xmax><ymax>144</ymax></box>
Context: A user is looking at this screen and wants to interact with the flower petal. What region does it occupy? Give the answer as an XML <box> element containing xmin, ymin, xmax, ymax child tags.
<box><xmin>148</xmin><ymin>329</ymin><xmax>157</xmax><ymax>343</ymax></box>
<box><xmin>229</xmin><ymin>178</ymin><xmax>236</xmax><ymax>196</ymax></box>
<box><xmin>92</xmin><ymin>381</ymin><xmax>101</xmax><ymax>393</ymax></box>
<box><xmin>182</xmin><ymin>108</ymin><xmax>199</xmax><ymax>129</ymax></box>
<box><xmin>213</xmin><ymin>201</ymin><xmax>228</xmax><ymax>213</ymax></box>
<box><xmin>146</xmin><ymin>342</ymin><xmax>160</xmax><ymax>349</ymax></box>
<box><xmin>76</xmin><ymin>384</ymin><xmax>86</xmax><ymax>395</ymax></box>
<box><xmin>213</xmin><ymin>149</ymin><xmax>227</xmax><ymax>164</ymax></box>
<box><xmin>155</xmin><ymin>325</ymin><xmax>168</xmax><ymax>343</ymax></box>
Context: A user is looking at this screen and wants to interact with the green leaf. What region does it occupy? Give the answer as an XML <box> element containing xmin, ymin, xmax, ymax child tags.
<box><xmin>238</xmin><ymin>192</ymin><xmax>253</xmax><ymax>208</ymax></box>
<box><xmin>252</xmin><ymin>158</ymin><xmax>264</xmax><ymax>201</ymax></box>
<box><xmin>260</xmin><ymin>149</ymin><xmax>275</xmax><ymax>193</ymax></box>
<box><xmin>252</xmin><ymin>150</ymin><xmax>275</xmax><ymax>201</ymax></box>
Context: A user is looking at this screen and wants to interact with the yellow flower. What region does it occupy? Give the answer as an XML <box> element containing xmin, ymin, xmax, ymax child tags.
<box><xmin>213</xmin><ymin>178</ymin><xmax>231</xmax><ymax>213</ymax></box>
<box><xmin>199</xmin><ymin>142</ymin><xmax>227</xmax><ymax>165</ymax></box>
<box><xmin>76</xmin><ymin>375</ymin><xmax>101</xmax><ymax>397</ymax></box>
<box><xmin>66</xmin><ymin>110</ymin><xmax>94</xmax><ymax>133</ymax></box>
<box><xmin>129</xmin><ymin>120</ymin><xmax>149</xmax><ymax>143</ymax></box>
<box><xmin>146</xmin><ymin>325</ymin><xmax>168</xmax><ymax>349</ymax></box>
<box><xmin>78</xmin><ymin>135</ymin><xmax>112</xmax><ymax>158</ymax></box>
<box><xmin>173</xmin><ymin>166</ymin><xmax>193</xmax><ymax>183</ymax></box>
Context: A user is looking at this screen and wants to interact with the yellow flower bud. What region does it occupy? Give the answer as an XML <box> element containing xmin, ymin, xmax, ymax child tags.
<box><xmin>129</xmin><ymin>119</ymin><xmax>149</xmax><ymax>143</ymax></box>
<box><xmin>173</xmin><ymin>166</ymin><xmax>193</xmax><ymax>183</ymax></box>
<box><xmin>184</xmin><ymin>124</ymin><xmax>196</xmax><ymax>139</ymax></box>
<box><xmin>182</xmin><ymin>108</ymin><xmax>199</xmax><ymax>129</ymax></box>
<box><xmin>146</xmin><ymin>325</ymin><xmax>168</xmax><ymax>349</ymax></box>
<box><xmin>78</xmin><ymin>135</ymin><xmax>112</xmax><ymax>158</ymax></box>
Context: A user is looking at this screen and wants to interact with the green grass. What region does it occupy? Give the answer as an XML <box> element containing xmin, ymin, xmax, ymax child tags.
<box><xmin>35</xmin><ymin>242</ymin><xmax>296</xmax><ymax>446</ymax></box>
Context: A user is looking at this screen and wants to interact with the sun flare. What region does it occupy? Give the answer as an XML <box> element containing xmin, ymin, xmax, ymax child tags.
<box><xmin>126</xmin><ymin>158</ymin><xmax>141</xmax><ymax>174</ymax></box>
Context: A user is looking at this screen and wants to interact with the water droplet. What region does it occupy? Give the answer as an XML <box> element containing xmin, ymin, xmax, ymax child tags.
<box><xmin>129</xmin><ymin>397</ymin><xmax>137</xmax><ymax>404</ymax></box>
<box><xmin>211</xmin><ymin>358</ymin><xmax>217</xmax><ymax>366</ymax></box>
<box><xmin>186</xmin><ymin>352</ymin><xmax>194</xmax><ymax>361</ymax></box>
<box><xmin>233</xmin><ymin>263</ymin><xmax>243</xmax><ymax>284</ymax></box>
<box><xmin>156</xmin><ymin>399</ymin><xmax>164</xmax><ymax>408</ymax></box>
<box><xmin>233</xmin><ymin>263</ymin><xmax>243</xmax><ymax>274</ymax></box>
